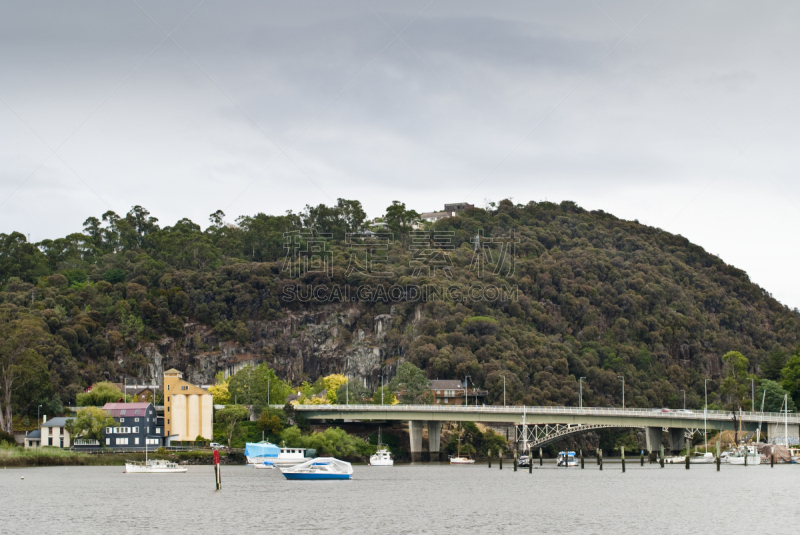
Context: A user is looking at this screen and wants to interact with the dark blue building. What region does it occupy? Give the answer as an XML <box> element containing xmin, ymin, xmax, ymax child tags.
<box><xmin>74</xmin><ymin>402</ymin><xmax>162</xmax><ymax>451</ymax></box>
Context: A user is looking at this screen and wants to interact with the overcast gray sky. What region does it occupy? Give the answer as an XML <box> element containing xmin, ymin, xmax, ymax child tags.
<box><xmin>2</xmin><ymin>1</ymin><xmax>799</xmax><ymax>307</ymax></box>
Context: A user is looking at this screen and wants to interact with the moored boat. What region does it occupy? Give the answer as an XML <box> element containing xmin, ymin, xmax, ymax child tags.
<box><xmin>449</xmin><ymin>455</ymin><xmax>475</xmax><ymax>464</ymax></box>
<box><xmin>252</xmin><ymin>461</ymin><xmax>276</xmax><ymax>469</ymax></box>
<box><xmin>690</xmin><ymin>452</ymin><xmax>715</xmax><ymax>464</ymax></box>
<box><xmin>556</xmin><ymin>451</ymin><xmax>578</xmax><ymax>467</ymax></box>
<box><xmin>280</xmin><ymin>457</ymin><xmax>353</xmax><ymax>480</ymax></box>
<box><xmin>370</xmin><ymin>428</ymin><xmax>394</xmax><ymax>466</ymax></box>
<box><xmin>728</xmin><ymin>445</ymin><xmax>761</xmax><ymax>465</ymax></box>
<box><xmin>125</xmin><ymin>459</ymin><xmax>187</xmax><ymax>473</ymax></box>
<box><xmin>245</xmin><ymin>441</ymin><xmax>312</xmax><ymax>467</ymax></box>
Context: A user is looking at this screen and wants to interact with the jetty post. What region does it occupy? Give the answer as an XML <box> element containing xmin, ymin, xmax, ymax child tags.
<box><xmin>580</xmin><ymin>449</ymin><xmax>584</xmax><ymax>469</ymax></box>
<box><xmin>599</xmin><ymin>449</ymin><xmax>603</xmax><ymax>471</ymax></box>
<box><xmin>539</xmin><ymin>447</ymin><xmax>543</xmax><ymax>466</ymax></box>
<box><xmin>640</xmin><ymin>450</ymin><xmax>644</xmax><ymax>466</ymax></box>
<box><xmin>529</xmin><ymin>450</ymin><xmax>533</xmax><ymax>473</ymax></box>
<box><xmin>621</xmin><ymin>446</ymin><xmax>625</xmax><ymax>473</ymax></box>
<box><xmin>214</xmin><ymin>450</ymin><xmax>221</xmax><ymax>490</ymax></box>
<box><xmin>499</xmin><ymin>452</ymin><xmax>503</xmax><ymax>470</ymax></box>
<box><xmin>514</xmin><ymin>450</ymin><xmax>518</xmax><ymax>472</ymax></box>
<box><xmin>771</xmin><ymin>452</ymin><xmax>774</xmax><ymax>468</ymax></box>
<box><xmin>716</xmin><ymin>441</ymin><xmax>720</xmax><ymax>471</ymax></box>
<box><xmin>659</xmin><ymin>446</ymin><xmax>664</xmax><ymax>468</ymax></box>
<box><xmin>685</xmin><ymin>450</ymin><xmax>690</xmax><ymax>470</ymax></box>
<box><xmin>488</xmin><ymin>450</ymin><xmax>492</xmax><ymax>468</ymax></box>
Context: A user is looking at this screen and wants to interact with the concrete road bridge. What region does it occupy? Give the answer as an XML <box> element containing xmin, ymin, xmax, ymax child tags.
<box><xmin>294</xmin><ymin>404</ymin><xmax>800</xmax><ymax>460</ymax></box>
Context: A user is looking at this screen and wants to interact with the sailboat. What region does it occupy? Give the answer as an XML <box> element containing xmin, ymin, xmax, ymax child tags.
<box><xmin>370</xmin><ymin>428</ymin><xmax>394</xmax><ymax>466</ymax></box>
<box><xmin>125</xmin><ymin>437</ymin><xmax>187</xmax><ymax>473</ymax></box>
<box><xmin>450</xmin><ymin>423</ymin><xmax>475</xmax><ymax>464</ymax></box>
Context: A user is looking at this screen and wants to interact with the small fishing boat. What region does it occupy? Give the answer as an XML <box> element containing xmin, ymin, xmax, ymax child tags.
<box><xmin>728</xmin><ymin>445</ymin><xmax>761</xmax><ymax>465</ymax></box>
<box><xmin>556</xmin><ymin>451</ymin><xmax>578</xmax><ymax>467</ymax></box>
<box><xmin>252</xmin><ymin>460</ymin><xmax>276</xmax><ymax>470</ymax></box>
<box><xmin>517</xmin><ymin>454</ymin><xmax>530</xmax><ymax>467</ymax></box>
<box><xmin>125</xmin><ymin>439</ymin><xmax>187</xmax><ymax>473</ymax></box>
<box><xmin>370</xmin><ymin>428</ymin><xmax>394</xmax><ymax>466</ymax></box>
<box><xmin>280</xmin><ymin>457</ymin><xmax>353</xmax><ymax>480</ymax></box>
<box><xmin>125</xmin><ymin>458</ymin><xmax>187</xmax><ymax>473</ymax></box>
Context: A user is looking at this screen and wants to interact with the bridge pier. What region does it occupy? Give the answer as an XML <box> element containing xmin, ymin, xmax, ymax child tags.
<box><xmin>767</xmin><ymin>422</ymin><xmax>799</xmax><ymax>444</ymax></box>
<box><xmin>428</xmin><ymin>421</ymin><xmax>442</xmax><ymax>462</ymax></box>
<box><xmin>645</xmin><ymin>427</ymin><xmax>663</xmax><ymax>454</ymax></box>
<box><xmin>409</xmin><ymin>421</ymin><xmax>424</xmax><ymax>462</ymax></box>
<box><xmin>669</xmin><ymin>428</ymin><xmax>685</xmax><ymax>453</ymax></box>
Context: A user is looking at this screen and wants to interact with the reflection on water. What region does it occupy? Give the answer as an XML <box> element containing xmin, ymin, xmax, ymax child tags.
<box><xmin>2</xmin><ymin>462</ymin><xmax>797</xmax><ymax>533</ymax></box>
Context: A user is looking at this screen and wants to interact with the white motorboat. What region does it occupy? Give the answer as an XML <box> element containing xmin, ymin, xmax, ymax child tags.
<box><xmin>449</xmin><ymin>455</ymin><xmax>475</xmax><ymax>464</ymax></box>
<box><xmin>557</xmin><ymin>451</ymin><xmax>578</xmax><ymax>467</ymax></box>
<box><xmin>125</xmin><ymin>458</ymin><xmax>188</xmax><ymax>473</ymax></box>
<box><xmin>690</xmin><ymin>452</ymin><xmax>716</xmax><ymax>464</ymax></box>
<box><xmin>665</xmin><ymin>455</ymin><xmax>687</xmax><ymax>464</ymax></box>
<box><xmin>517</xmin><ymin>454</ymin><xmax>530</xmax><ymax>467</ymax></box>
<box><xmin>280</xmin><ymin>457</ymin><xmax>353</xmax><ymax>480</ymax></box>
<box><xmin>245</xmin><ymin>442</ymin><xmax>311</xmax><ymax>467</ymax></box>
<box><xmin>370</xmin><ymin>428</ymin><xmax>394</xmax><ymax>466</ymax></box>
<box><xmin>252</xmin><ymin>461</ymin><xmax>276</xmax><ymax>470</ymax></box>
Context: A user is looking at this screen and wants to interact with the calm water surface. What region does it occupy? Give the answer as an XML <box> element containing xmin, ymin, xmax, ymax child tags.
<box><xmin>2</xmin><ymin>462</ymin><xmax>797</xmax><ymax>533</ymax></box>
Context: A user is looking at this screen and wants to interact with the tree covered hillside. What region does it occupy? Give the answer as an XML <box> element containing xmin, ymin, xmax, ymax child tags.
<box><xmin>1</xmin><ymin>199</ymin><xmax>799</xmax><ymax>432</ymax></box>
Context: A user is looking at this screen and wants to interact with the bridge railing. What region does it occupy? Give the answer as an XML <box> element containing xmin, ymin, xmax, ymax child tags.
<box><xmin>293</xmin><ymin>403</ymin><xmax>800</xmax><ymax>424</ymax></box>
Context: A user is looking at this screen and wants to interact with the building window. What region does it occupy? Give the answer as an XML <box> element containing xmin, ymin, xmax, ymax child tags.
<box><xmin>106</xmin><ymin>427</ymin><xmax>113</xmax><ymax>434</ymax></box>
<box><xmin>120</xmin><ymin>418</ymin><xmax>125</xmax><ymax>422</ymax></box>
<box><xmin>167</xmin><ymin>419</ymin><xmax>170</xmax><ymax>425</ymax></box>
<box><xmin>167</xmin><ymin>407</ymin><xmax>170</xmax><ymax>412</ymax></box>
<box><xmin>167</xmin><ymin>396</ymin><xmax>170</xmax><ymax>402</ymax></box>
<box><xmin>134</xmin><ymin>418</ymin><xmax>139</xmax><ymax>422</ymax></box>
<box><xmin>134</xmin><ymin>437</ymin><xmax>139</xmax><ymax>445</ymax></box>
<box><xmin>156</xmin><ymin>427</ymin><xmax>161</xmax><ymax>434</ymax></box>
<box><xmin>106</xmin><ymin>438</ymin><xmax>110</xmax><ymax>445</ymax></box>
<box><xmin>167</xmin><ymin>385</ymin><xmax>170</xmax><ymax>390</ymax></box>
<box><xmin>48</xmin><ymin>438</ymin><xmax>53</xmax><ymax>446</ymax></box>
<box><xmin>60</xmin><ymin>438</ymin><xmax>64</xmax><ymax>448</ymax></box>
<box><xmin>115</xmin><ymin>438</ymin><xmax>128</xmax><ymax>445</ymax></box>
<box><xmin>59</xmin><ymin>427</ymin><xmax>64</xmax><ymax>435</ymax></box>
<box><xmin>49</xmin><ymin>427</ymin><xmax>53</xmax><ymax>435</ymax></box>
<box><xmin>133</xmin><ymin>427</ymin><xmax>139</xmax><ymax>433</ymax></box>
<box><xmin>146</xmin><ymin>438</ymin><xmax>159</xmax><ymax>445</ymax></box>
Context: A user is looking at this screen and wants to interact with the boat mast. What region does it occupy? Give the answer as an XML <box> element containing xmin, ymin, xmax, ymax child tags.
<box><xmin>522</xmin><ymin>406</ymin><xmax>527</xmax><ymax>455</ymax></box>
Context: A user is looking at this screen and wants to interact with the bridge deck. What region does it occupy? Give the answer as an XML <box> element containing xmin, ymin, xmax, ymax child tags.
<box><xmin>294</xmin><ymin>404</ymin><xmax>799</xmax><ymax>430</ymax></box>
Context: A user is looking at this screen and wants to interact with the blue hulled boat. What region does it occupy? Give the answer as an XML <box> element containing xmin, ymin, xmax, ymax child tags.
<box><xmin>280</xmin><ymin>457</ymin><xmax>353</xmax><ymax>480</ymax></box>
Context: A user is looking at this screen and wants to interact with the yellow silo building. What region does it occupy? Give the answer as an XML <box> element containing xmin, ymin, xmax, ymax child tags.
<box><xmin>163</xmin><ymin>369</ymin><xmax>213</xmax><ymax>441</ymax></box>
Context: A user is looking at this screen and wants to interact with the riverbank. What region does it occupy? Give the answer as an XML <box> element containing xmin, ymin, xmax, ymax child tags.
<box><xmin>0</xmin><ymin>444</ymin><xmax>244</xmax><ymax>467</ymax></box>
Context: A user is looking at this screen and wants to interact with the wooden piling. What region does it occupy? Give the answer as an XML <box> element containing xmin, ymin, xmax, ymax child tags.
<box><xmin>640</xmin><ymin>451</ymin><xmax>644</xmax><ymax>466</ymax></box>
<box><xmin>685</xmin><ymin>451</ymin><xmax>690</xmax><ymax>470</ymax></box>
<box><xmin>771</xmin><ymin>453</ymin><xmax>774</xmax><ymax>468</ymax></box>
<box><xmin>499</xmin><ymin>453</ymin><xmax>503</xmax><ymax>470</ymax></box>
<box><xmin>488</xmin><ymin>450</ymin><xmax>492</xmax><ymax>468</ymax></box>
<box><xmin>529</xmin><ymin>449</ymin><xmax>533</xmax><ymax>473</ymax></box>
<box><xmin>539</xmin><ymin>447</ymin><xmax>543</xmax><ymax>467</ymax></box>
<box><xmin>580</xmin><ymin>449</ymin><xmax>584</xmax><ymax>469</ymax></box>
<box><xmin>621</xmin><ymin>446</ymin><xmax>625</xmax><ymax>473</ymax></box>
<box><xmin>659</xmin><ymin>446</ymin><xmax>664</xmax><ymax>468</ymax></box>
<box><xmin>514</xmin><ymin>450</ymin><xmax>518</xmax><ymax>472</ymax></box>
<box><xmin>716</xmin><ymin>441</ymin><xmax>720</xmax><ymax>472</ymax></box>
<box><xmin>599</xmin><ymin>449</ymin><xmax>603</xmax><ymax>471</ymax></box>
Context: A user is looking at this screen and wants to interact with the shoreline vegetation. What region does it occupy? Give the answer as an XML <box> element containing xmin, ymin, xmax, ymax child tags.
<box><xmin>0</xmin><ymin>443</ymin><xmax>242</xmax><ymax>468</ymax></box>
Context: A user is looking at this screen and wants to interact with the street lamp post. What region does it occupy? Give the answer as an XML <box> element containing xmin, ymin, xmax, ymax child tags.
<box><xmin>37</xmin><ymin>404</ymin><xmax>42</xmax><ymax>425</ymax></box>
<box><xmin>617</xmin><ymin>376</ymin><xmax>625</xmax><ymax>409</ymax></box>
<box><xmin>704</xmin><ymin>379</ymin><xmax>709</xmax><ymax>446</ymax></box>
<box><xmin>379</xmin><ymin>374</ymin><xmax>385</xmax><ymax>406</ymax></box>
<box><xmin>579</xmin><ymin>377</ymin><xmax>586</xmax><ymax>409</ymax></box>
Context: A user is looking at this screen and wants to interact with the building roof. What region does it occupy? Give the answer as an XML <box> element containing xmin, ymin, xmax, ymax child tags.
<box><xmin>169</xmin><ymin>380</ymin><xmax>210</xmax><ymax>396</ymax></box>
<box><xmin>26</xmin><ymin>429</ymin><xmax>41</xmax><ymax>439</ymax></box>
<box><xmin>164</xmin><ymin>368</ymin><xmax>183</xmax><ymax>377</ymax></box>
<box><xmin>419</xmin><ymin>211</ymin><xmax>451</xmax><ymax>220</ymax></box>
<box><xmin>430</xmin><ymin>380</ymin><xmax>464</xmax><ymax>390</ymax></box>
<box><xmin>41</xmin><ymin>417</ymin><xmax>74</xmax><ymax>428</ymax></box>
<box><xmin>102</xmin><ymin>402</ymin><xmax>153</xmax><ymax>417</ymax></box>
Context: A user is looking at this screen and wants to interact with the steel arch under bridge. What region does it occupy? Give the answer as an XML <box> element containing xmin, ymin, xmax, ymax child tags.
<box><xmin>515</xmin><ymin>423</ymin><xmax>695</xmax><ymax>449</ymax></box>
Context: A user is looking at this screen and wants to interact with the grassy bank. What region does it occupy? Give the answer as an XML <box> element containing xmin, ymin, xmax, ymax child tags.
<box><xmin>0</xmin><ymin>443</ymin><xmax>244</xmax><ymax>467</ymax></box>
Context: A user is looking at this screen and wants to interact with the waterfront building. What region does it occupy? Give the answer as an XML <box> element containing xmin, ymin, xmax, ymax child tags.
<box><xmin>36</xmin><ymin>417</ymin><xmax>74</xmax><ymax>448</ymax></box>
<box><xmin>71</xmin><ymin>402</ymin><xmax>160</xmax><ymax>451</ymax></box>
<box><xmin>430</xmin><ymin>380</ymin><xmax>488</xmax><ymax>405</ymax></box>
<box><xmin>24</xmin><ymin>429</ymin><xmax>41</xmax><ymax>448</ymax></box>
<box><xmin>163</xmin><ymin>369</ymin><xmax>213</xmax><ymax>441</ymax></box>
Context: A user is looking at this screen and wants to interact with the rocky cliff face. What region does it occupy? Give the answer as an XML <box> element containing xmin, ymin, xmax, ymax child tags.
<box><xmin>134</xmin><ymin>303</ymin><xmax>404</xmax><ymax>387</ymax></box>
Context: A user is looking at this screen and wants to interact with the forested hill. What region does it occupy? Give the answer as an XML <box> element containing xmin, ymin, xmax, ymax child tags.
<box><xmin>2</xmin><ymin>198</ymin><xmax>799</xmax><ymax>424</ymax></box>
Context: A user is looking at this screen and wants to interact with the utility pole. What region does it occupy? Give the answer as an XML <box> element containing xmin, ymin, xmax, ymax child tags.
<box><xmin>617</xmin><ymin>376</ymin><xmax>625</xmax><ymax>409</ymax></box>
<box><xmin>750</xmin><ymin>379</ymin><xmax>755</xmax><ymax>413</ymax></box>
<box><xmin>580</xmin><ymin>377</ymin><xmax>586</xmax><ymax>409</ymax></box>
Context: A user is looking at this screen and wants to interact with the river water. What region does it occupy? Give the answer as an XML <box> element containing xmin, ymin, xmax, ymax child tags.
<box><xmin>2</xmin><ymin>461</ymin><xmax>797</xmax><ymax>533</ymax></box>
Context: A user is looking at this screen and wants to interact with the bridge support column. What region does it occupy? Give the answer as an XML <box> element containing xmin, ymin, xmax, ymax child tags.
<box><xmin>669</xmin><ymin>428</ymin><xmax>685</xmax><ymax>453</ymax></box>
<box><xmin>427</xmin><ymin>421</ymin><xmax>442</xmax><ymax>462</ymax></box>
<box><xmin>409</xmin><ymin>421</ymin><xmax>424</xmax><ymax>462</ymax></box>
<box><xmin>767</xmin><ymin>423</ymin><xmax>799</xmax><ymax>444</ymax></box>
<box><xmin>645</xmin><ymin>427</ymin><xmax>662</xmax><ymax>454</ymax></box>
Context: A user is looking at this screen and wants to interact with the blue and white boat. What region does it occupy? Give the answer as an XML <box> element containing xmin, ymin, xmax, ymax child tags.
<box><xmin>557</xmin><ymin>451</ymin><xmax>579</xmax><ymax>467</ymax></box>
<box><xmin>245</xmin><ymin>442</ymin><xmax>280</xmax><ymax>466</ymax></box>
<box><xmin>280</xmin><ymin>457</ymin><xmax>353</xmax><ymax>480</ymax></box>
